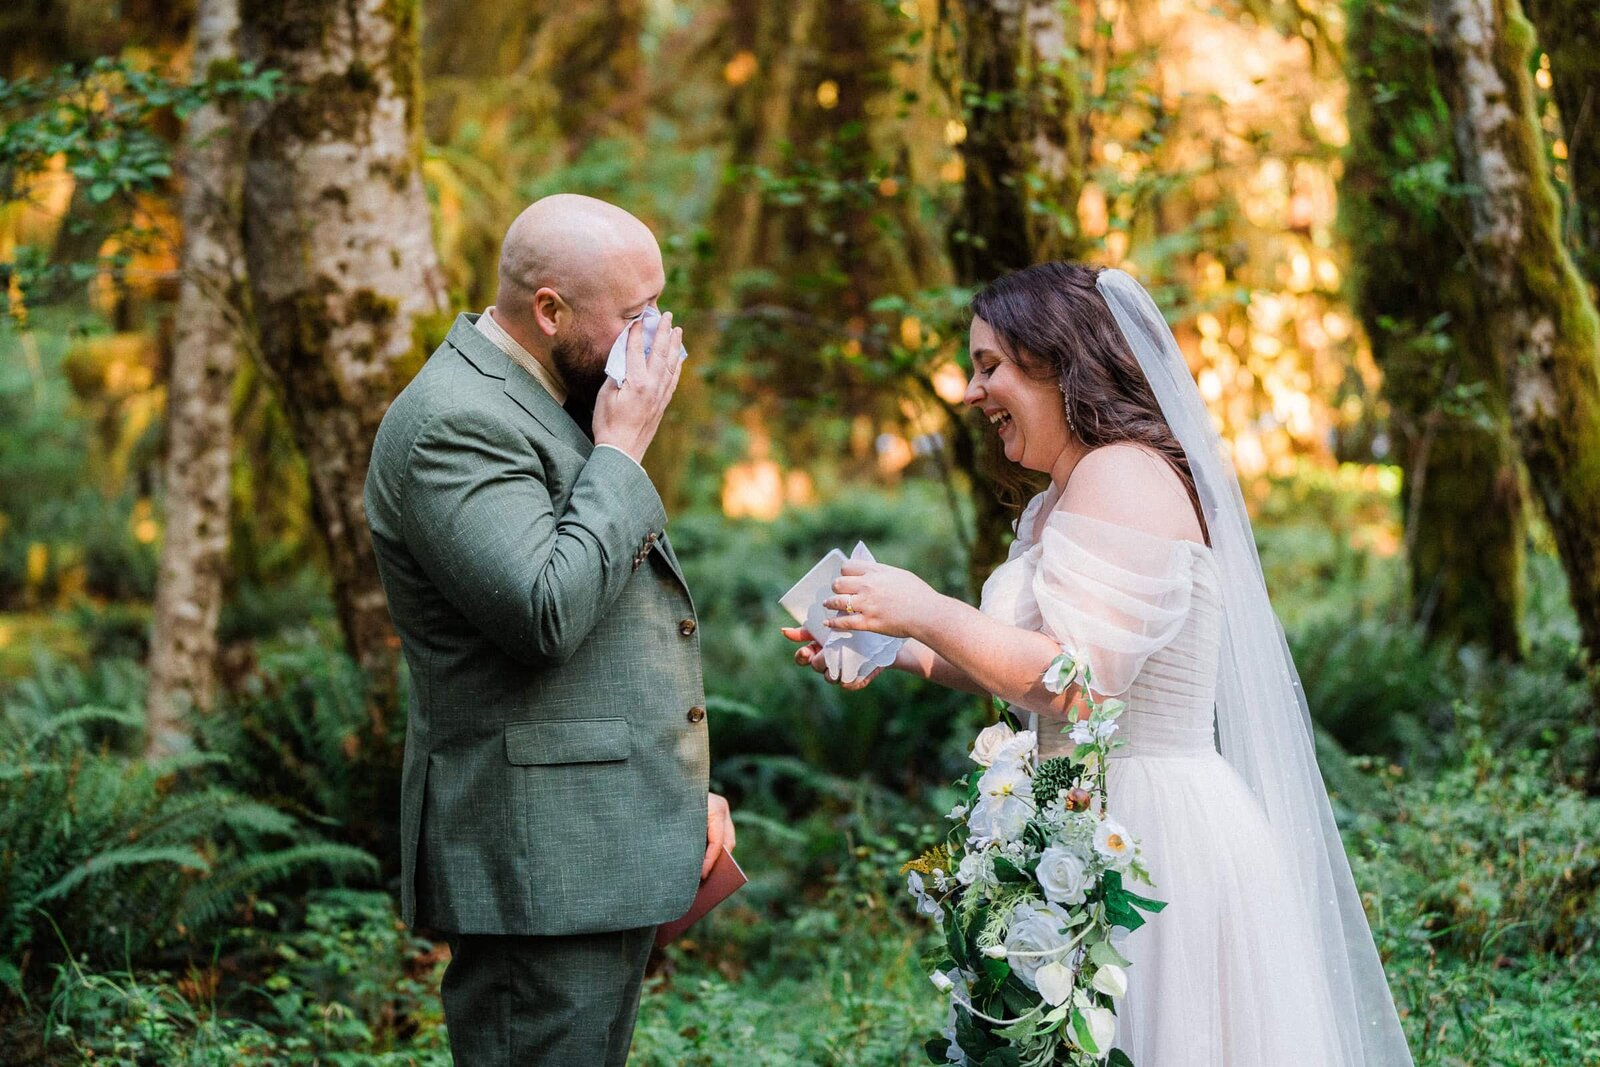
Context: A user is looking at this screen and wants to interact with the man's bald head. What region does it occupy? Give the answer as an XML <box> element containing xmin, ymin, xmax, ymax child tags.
<box><xmin>491</xmin><ymin>194</ymin><xmax>667</xmax><ymax>419</ymax></box>
<box><xmin>497</xmin><ymin>194</ymin><xmax>660</xmax><ymax>313</ymax></box>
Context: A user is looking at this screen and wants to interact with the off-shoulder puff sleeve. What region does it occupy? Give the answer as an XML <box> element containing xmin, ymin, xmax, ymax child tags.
<box><xmin>1033</xmin><ymin>510</ymin><xmax>1196</xmax><ymax>697</ymax></box>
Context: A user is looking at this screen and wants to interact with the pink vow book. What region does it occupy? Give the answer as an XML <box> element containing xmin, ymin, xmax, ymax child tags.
<box><xmin>654</xmin><ymin>847</ymin><xmax>747</xmax><ymax>947</ymax></box>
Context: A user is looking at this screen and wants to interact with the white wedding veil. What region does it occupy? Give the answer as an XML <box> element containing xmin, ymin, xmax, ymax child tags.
<box><xmin>1095</xmin><ymin>268</ymin><xmax>1413</xmax><ymax>1065</ymax></box>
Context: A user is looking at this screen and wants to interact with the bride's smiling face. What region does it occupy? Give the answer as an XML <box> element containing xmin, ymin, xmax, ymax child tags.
<box><xmin>964</xmin><ymin>315</ymin><xmax>1071</xmax><ymax>473</ymax></box>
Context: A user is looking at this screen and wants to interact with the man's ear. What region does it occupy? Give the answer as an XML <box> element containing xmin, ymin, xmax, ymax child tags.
<box><xmin>531</xmin><ymin>287</ymin><xmax>569</xmax><ymax>337</ymax></box>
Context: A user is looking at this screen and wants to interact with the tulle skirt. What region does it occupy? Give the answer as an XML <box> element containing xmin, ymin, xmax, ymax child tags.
<box><xmin>1105</xmin><ymin>749</ymin><xmax>1345</xmax><ymax>1067</ymax></box>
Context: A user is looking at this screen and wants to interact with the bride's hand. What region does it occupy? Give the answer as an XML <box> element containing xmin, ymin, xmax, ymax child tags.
<box><xmin>822</xmin><ymin>561</ymin><xmax>940</xmax><ymax>640</ymax></box>
<box><xmin>779</xmin><ymin>626</ymin><xmax>885</xmax><ymax>691</ymax></box>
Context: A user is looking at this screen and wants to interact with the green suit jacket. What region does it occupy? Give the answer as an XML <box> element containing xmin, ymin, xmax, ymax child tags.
<box><xmin>364</xmin><ymin>315</ymin><xmax>709</xmax><ymax>936</ymax></box>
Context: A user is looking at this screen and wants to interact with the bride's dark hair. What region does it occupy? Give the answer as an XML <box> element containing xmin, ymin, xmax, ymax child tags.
<box><xmin>969</xmin><ymin>261</ymin><xmax>1209</xmax><ymax>544</ymax></box>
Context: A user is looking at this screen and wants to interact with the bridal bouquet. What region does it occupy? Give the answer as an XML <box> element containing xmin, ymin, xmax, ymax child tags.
<box><xmin>903</xmin><ymin>653</ymin><xmax>1165</xmax><ymax>1066</ymax></box>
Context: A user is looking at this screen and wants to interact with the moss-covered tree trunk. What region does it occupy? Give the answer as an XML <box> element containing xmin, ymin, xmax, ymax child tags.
<box><xmin>1340</xmin><ymin>0</ymin><xmax>1525</xmax><ymax>656</ymax></box>
<box><xmin>1432</xmin><ymin>0</ymin><xmax>1600</xmax><ymax>719</ymax></box>
<box><xmin>238</xmin><ymin>0</ymin><xmax>447</xmax><ymax>717</ymax></box>
<box><xmin>1522</xmin><ymin>0</ymin><xmax>1599</xmax><ymax>286</ymax></box>
<box><xmin>948</xmin><ymin>0</ymin><xmax>1093</xmax><ymax>593</ymax></box>
<box><xmin>146</xmin><ymin>0</ymin><xmax>252</xmax><ymax>759</ymax></box>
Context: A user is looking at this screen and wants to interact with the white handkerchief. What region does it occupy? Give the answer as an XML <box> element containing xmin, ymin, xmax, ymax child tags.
<box><xmin>780</xmin><ymin>542</ymin><xmax>906</xmax><ymax>685</ymax></box>
<box><xmin>605</xmin><ymin>305</ymin><xmax>688</xmax><ymax>387</ymax></box>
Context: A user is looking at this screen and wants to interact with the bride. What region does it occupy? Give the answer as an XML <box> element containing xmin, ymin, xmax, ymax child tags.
<box><xmin>783</xmin><ymin>263</ymin><xmax>1413</xmax><ymax>1065</ymax></box>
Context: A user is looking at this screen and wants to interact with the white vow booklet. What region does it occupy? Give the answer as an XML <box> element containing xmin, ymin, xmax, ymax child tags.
<box><xmin>780</xmin><ymin>542</ymin><xmax>906</xmax><ymax>684</ymax></box>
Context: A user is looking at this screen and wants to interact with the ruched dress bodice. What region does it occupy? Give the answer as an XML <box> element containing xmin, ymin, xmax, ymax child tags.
<box><xmin>978</xmin><ymin>494</ymin><xmax>1222</xmax><ymax>761</ymax></box>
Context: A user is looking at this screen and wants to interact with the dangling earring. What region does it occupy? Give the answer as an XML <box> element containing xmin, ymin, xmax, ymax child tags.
<box><xmin>1062</xmin><ymin>388</ymin><xmax>1075</xmax><ymax>435</ymax></box>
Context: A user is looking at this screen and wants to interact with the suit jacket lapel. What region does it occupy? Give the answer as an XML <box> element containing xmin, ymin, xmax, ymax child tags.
<box><xmin>445</xmin><ymin>316</ymin><xmax>594</xmax><ymax>459</ymax></box>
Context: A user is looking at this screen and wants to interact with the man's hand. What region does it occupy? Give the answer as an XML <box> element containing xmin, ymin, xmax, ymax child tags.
<box><xmin>592</xmin><ymin>311</ymin><xmax>684</xmax><ymax>462</ymax></box>
<box><xmin>703</xmin><ymin>791</ymin><xmax>735</xmax><ymax>879</ymax></box>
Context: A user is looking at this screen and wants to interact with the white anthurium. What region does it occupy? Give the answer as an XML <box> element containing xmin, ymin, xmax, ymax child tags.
<box><xmin>1091</xmin><ymin>962</ymin><xmax>1129</xmax><ymax>998</ymax></box>
<box><xmin>1094</xmin><ymin>817</ymin><xmax>1135</xmax><ymax>870</ymax></box>
<box><xmin>969</xmin><ymin>720</ymin><xmax>1016</xmax><ymax>766</ymax></box>
<box><xmin>1081</xmin><ymin>1005</ymin><xmax>1117</xmax><ymax>1053</ymax></box>
<box><xmin>1036</xmin><ymin>845</ymin><xmax>1091</xmax><ymax>906</ymax></box>
<box><xmin>1034</xmin><ymin>961</ymin><xmax>1075</xmax><ymax>1007</ymax></box>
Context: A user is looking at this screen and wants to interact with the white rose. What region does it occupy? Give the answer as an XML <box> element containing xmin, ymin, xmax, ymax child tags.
<box><xmin>1036</xmin><ymin>845</ymin><xmax>1090</xmax><ymax>906</ymax></box>
<box><xmin>969</xmin><ymin>721</ymin><xmax>1015</xmax><ymax>766</ymax></box>
<box><xmin>1034</xmin><ymin>961</ymin><xmax>1074</xmax><ymax>1006</ymax></box>
<box><xmin>1093</xmin><ymin>818</ymin><xmax>1134</xmax><ymax>870</ymax></box>
<box><xmin>1091</xmin><ymin>962</ymin><xmax>1128</xmax><ymax>998</ymax></box>
<box><xmin>1002</xmin><ymin>902</ymin><xmax>1073</xmax><ymax>988</ymax></box>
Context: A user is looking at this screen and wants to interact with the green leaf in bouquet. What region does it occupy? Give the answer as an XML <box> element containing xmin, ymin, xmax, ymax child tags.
<box><xmin>956</xmin><ymin>1006</ymin><xmax>999</xmax><ymax>1057</ymax></box>
<box><xmin>1000</xmin><ymin>975</ymin><xmax>1037</xmax><ymax>1019</ymax></box>
<box><xmin>980</xmin><ymin>953</ymin><xmax>1011</xmax><ymax>986</ymax></box>
<box><xmin>948</xmin><ymin>912</ymin><xmax>969</xmax><ymax>964</ymax></box>
<box><xmin>980</xmin><ymin>1046</ymin><xmax>1023</xmax><ymax>1067</ymax></box>
<box><xmin>992</xmin><ymin>856</ymin><xmax>1028</xmax><ymax>883</ymax></box>
<box><xmin>1107</xmin><ymin>1049</ymin><xmax>1136</xmax><ymax>1067</ymax></box>
<box><xmin>1070</xmin><ymin>1008</ymin><xmax>1102</xmax><ymax>1055</ymax></box>
<box><xmin>924</xmin><ymin>1037</ymin><xmax>951</xmax><ymax>1063</ymax></box>
<box><xmin>1089</xmin><ymin>939</ymin><xmax>1132</xmax><ymax>969</ymax></box>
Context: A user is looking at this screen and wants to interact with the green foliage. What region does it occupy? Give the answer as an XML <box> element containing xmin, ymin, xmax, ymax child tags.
<box><xmin>675</xmin><ymin>485</ymin><xmax>984</xmax><ymax>791</ymax></box>
<box><xmin>0</xmin><ymin>58</ymin><xmax>281</xmax><ymax>309</ymax></box>
<box><xmin>42</xmin><ymin>890</ymin><xmax>449</xmax><ymax>1066</ymax></box>
<box><xmin>0</xmin><ymin>670</ymin><xmax>376</xmax><ymax>982</ymax></box>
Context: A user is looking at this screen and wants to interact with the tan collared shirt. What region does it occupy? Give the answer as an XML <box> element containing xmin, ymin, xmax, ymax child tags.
<box><xmin>476</xmin><ymin>306</ymin><xmax>567</xmax><ymax>405</ymax></box>
<box><xmin>475</xmin><ymin>307</ymin><xmax>647</xmax><ymax>475</ymax></box>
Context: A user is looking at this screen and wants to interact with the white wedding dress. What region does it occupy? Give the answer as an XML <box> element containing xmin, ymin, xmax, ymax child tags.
<box><xmin>979</xmin><ymin>486</ymin><xmax>1347</xmax><ymax>1066</ymax></box>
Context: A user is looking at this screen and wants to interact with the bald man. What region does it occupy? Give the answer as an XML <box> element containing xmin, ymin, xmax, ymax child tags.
<box><xmin>365</xmin><ymin>195</ymin><xmax>733</xmax><ymax>1065</ymax></box>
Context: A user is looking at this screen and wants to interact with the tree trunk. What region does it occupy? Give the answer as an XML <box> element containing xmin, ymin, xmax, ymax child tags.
<box><xmin>949</xmin><ymin>0</ymin><xmax>1092</xmax><ymax>280</ymax></box>
<box><xmin>1432</xmin><ymin>0</ymin><xmax>1600</xmax><ymax>702</ymax></box>
<box><xmin>238</xmin><ymin>0</ymin><xmax>448</xmax><ymax>717</ymax></box>
<box><xmin>1522</xmin><ymin>0</ymin><xmax>1600</xmax><ymax>286</ymax></box>
<box><xmin>145</xmin><ymin>0</ymin><xmax>252</xmax><ymax>759</ymax></box>
<box><xmin>1341</xmin><ymin>0</ymin><xmax>1525</xmax><ymax>656</ymax></box>
<box><xmin>948</xmin><ymin>0</ymin><xmax>1093</xmax><ymax>593</ymax></box>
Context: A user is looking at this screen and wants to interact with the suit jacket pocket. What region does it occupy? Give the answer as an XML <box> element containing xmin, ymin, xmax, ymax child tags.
<box><xmin>504</xmin><ymin>718</ymin><xmax>631</xmax><ymax>766</ymax></box>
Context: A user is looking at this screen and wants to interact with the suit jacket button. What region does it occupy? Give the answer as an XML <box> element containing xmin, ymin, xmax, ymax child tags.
<box><xmin>679</xmin><ymin>618</ymin><xmax>697</xmax><ymax>636</ymax></box>
<box><xmin>687</xmin><ymin>705</ymin><xmax>706</xmax><ymax>723</ymax></box>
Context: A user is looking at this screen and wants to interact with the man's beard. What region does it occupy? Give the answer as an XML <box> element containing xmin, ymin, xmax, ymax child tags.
<box><xmin>551</xmin><ymin>336</ymin><xmax>609</xmax><ymax>436</ymax></box>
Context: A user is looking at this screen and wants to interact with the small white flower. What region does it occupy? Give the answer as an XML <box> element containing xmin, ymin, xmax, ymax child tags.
<box><xmin>947</xmin><ymin>803</ymin><xmax>968</xmax><ymax>820</ymax></box>
<box><xmin>980</xmin><ymin>944</ymin><xmax>1008</xmax><ymax>959</ymax></box>
<box><xmin>992</xmin><ymin>730</ymin><xmax>1038</xmax><ymax>765</ymax></box>
<box><xmin>1091</xmin><ymin>963</ymin><xmax>1128</xmax><ymax>998</ymax></box>
<box><xmin>969</xmin><ymin>721</ymin><xmax>1016</xmax><ymax>766</ymax></box>
<box><xmin>1093</xmin><ymin>818</ymin><xmax>1135</xmax><ymax>869</ymax></box>
<box><xmin>1042</xmin><ymin>650</ymin><xmax>1085</xmax><ymax>694</ymax></box>
<box><xmin>930</xmin><ymin>970</ymin><xmax>955</xmax><ymax>992</ymax></box>
<box><xmin>957</xmin><ymin>851</ymin><xmax>996</xmax><ymax>890</ymax></box>
<box><xmin>1034</xmin><ymin>961</ymin><xmax>1075</xmax><ymax>1006</ymax></box>
<box><xmin>907</xmin><ymin>871</ymin><xmax>943</xmax><ymax>918</ymax></box>
<box><xmin>1069</xmin><ymin>720</ymin><xmax>1095</xmax><ymax>746</ymax></box>
<box><xmin>932</xmin><ymin>868</ymin><xmax>950</xmax><ymax>892</ymax></box>
<box><xmin>1036</xmin><ymin>845</ymin><xmax>1091</xmax><ymax>905</ymax></box>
